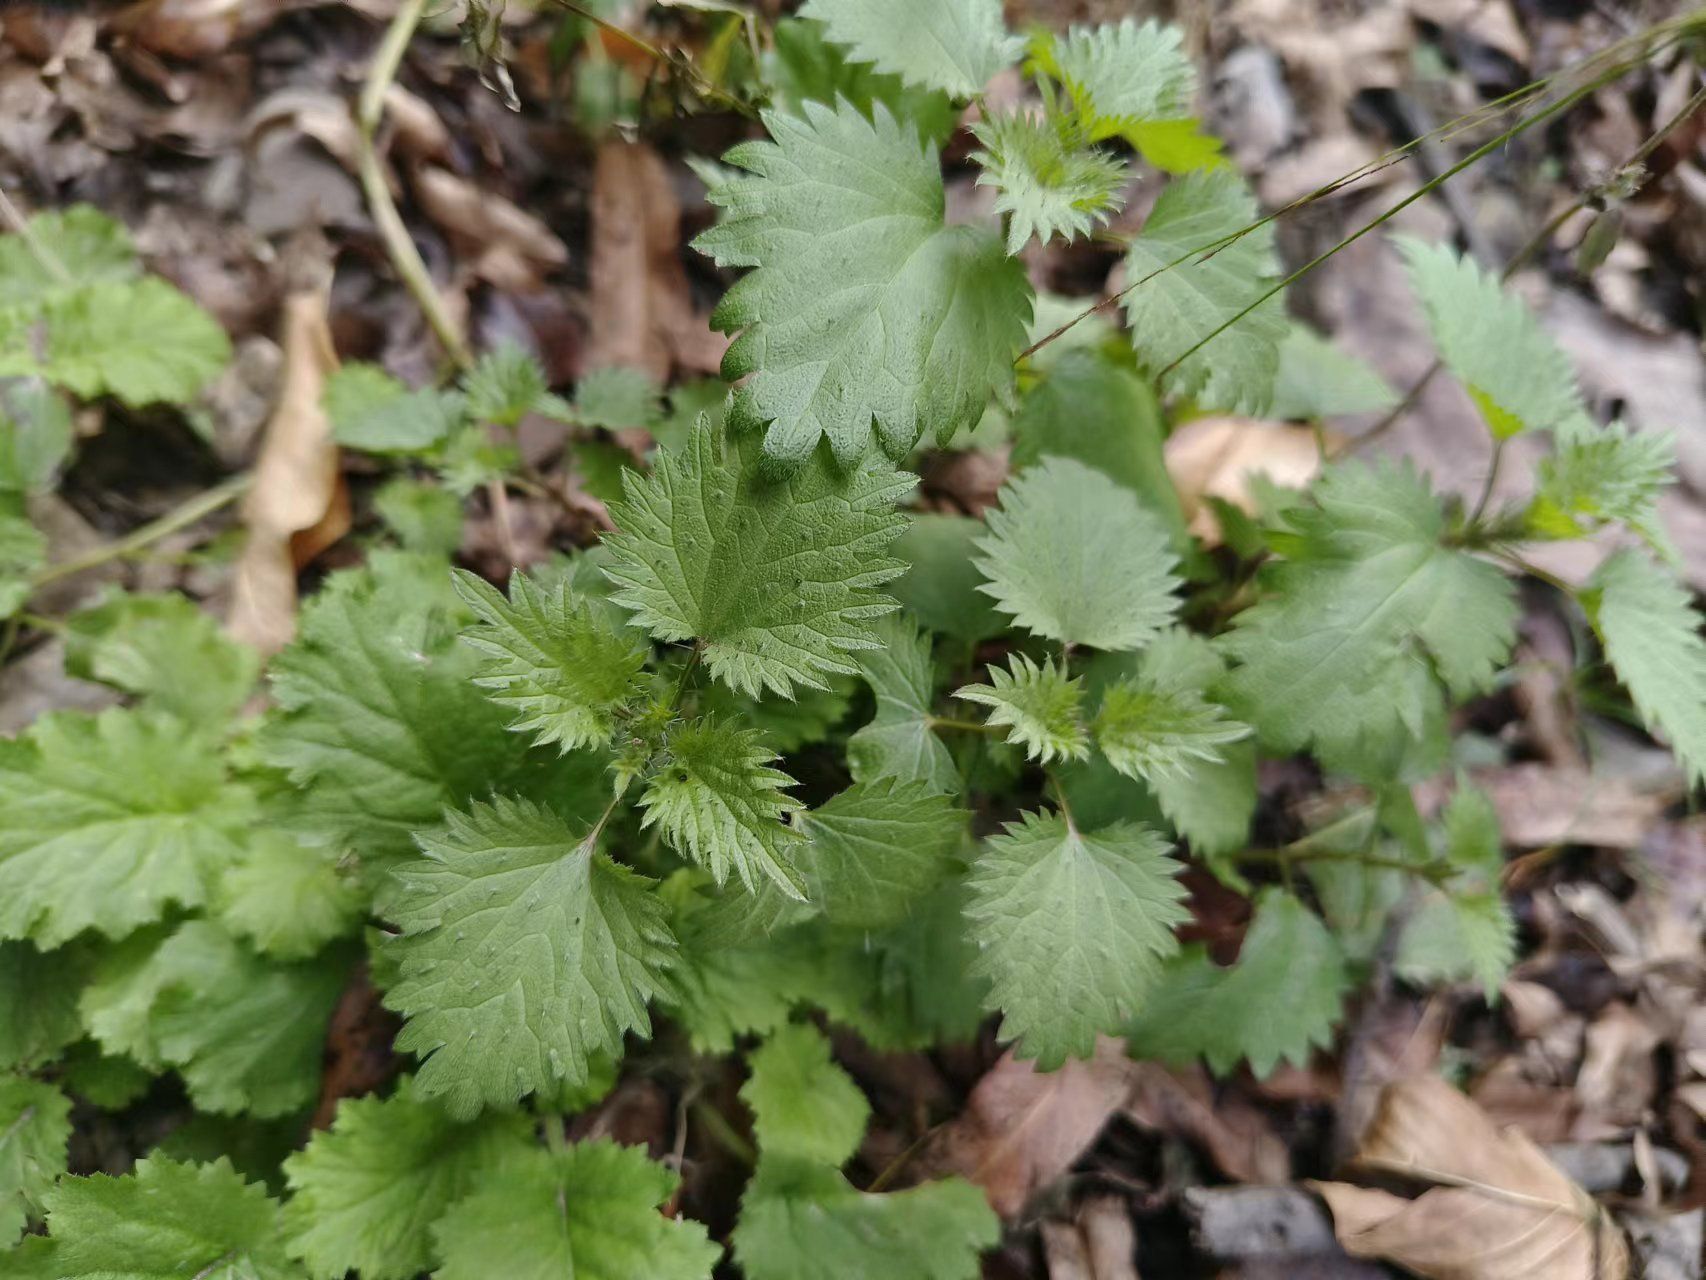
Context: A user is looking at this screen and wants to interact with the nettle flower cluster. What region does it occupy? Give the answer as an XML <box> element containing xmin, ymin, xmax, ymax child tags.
<box><xmin>3</xmin><ymin>1</ymin><xmax>1702</xmax><ymax>1276</ymax></box>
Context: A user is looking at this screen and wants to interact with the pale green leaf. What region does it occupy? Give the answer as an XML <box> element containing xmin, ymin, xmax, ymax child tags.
<box><xmin>1397</xmin><ymin>891</ymin><xmax>1514</xmax><ymax>1002</ymax></box>
<box><xmin>970</xmin><ymin>112</ymin><xmax>1126</xmax><ymax>255</ymax></box>
<box><xmin>1220</xmin><ymin>462</ymin><xmax>1517</xmax><ymax>769</ymax></box>
<box><xmin>43</xmin><ymin>1156</ymin><xmax>300</xmax><ymax>1280</ymax></box>
<box><xmin>694</xmin><ymin>101</ymin><xmax>1031</xmax><ymax>465</ymax></box>
<box><xmin>1122</xmin><ymin>170</ymin><xmax>1285</xmax><ymax>413</ymax></box>
<box><xmin>742</xmin><ymin>1023</ymin><xmax>870</xmax><ymax>1167</ymax></box>
<box><xmin>639</xmin><ymin>716</ymin><xmax>807</xmax><ymax>898</ymax></box>
<box><xmin>453</xmin><ymin>567</ymin><xmax>647</xmax><ymax>753</ymax></box>
<box><xmin>0</xmin><ymin>508</ymin><xmax>44</xmax><ymax>618</ymax></box>
<box><xmin>216</xmin><ymin>832</ymin><xmax>362</xmax><ymax>960</ymax></box>
<box><xmin>1397</xmin><ymin>236</ymin><xmax>1584</xmax><ymax>438</ymax></box>
<box><xmin>0</xmin><ymin>206</ymin><xmax>136</xmax><ymax>308</ymax></box>
<box><xmin>957</xmin><ymin>653</ymin><xmax>1088</xmax><ymax>764</ymax></box>
<box><xmin>1094</xmin><ymin>675</ymin><xmax>1250</xmax><ymax>783</ymax></box>
<box><xmin>1269</xmin><ymin>325</ymin><xmax>1398</xmax><ymax>420</ymax></box>
<box><xmin>0</xmin><ymin>378</ymin><xmax>74</xmax><ymax>495</ymax></box>
<box><xmin>0</xmin><ymin>709</ymin><xmax>251</xmax><ymax>946</ymax></box>
<box><xmin>734</xmin><ymin>1160</ymin><xmax>998</xmax><ymax>1280</ymax></box>
<box><xmin>847</xmin><ymin>613</ymin><xmax>959</xmax><ymax>794</ymax></box>
<box><xmin>889</xmin><ymin>514</ymin><xmax>1007</xmax><ymax>641</ymax></box>
<box><xmin>373</xmin><ymin>478</ymin><xmax>464</xmax><ymax>556</ymax></box>
<box><xmin>40</xmin><ymin>279</ymin><xmax>230</xmax><ymax>406</ymax></box>
<box><xmin>965</xmin><ymin>811</ymin><xmax>1187</xmax><ymax>1067</ymax></box>
<box><xmin>604</xmin><ymin>417</ymin><xmax>912</xmax><ymax>697</ymax></box>
<box><xmin>798</xmin><ymin>0</ymin><xmax>1019</xmax><ymax>96</ymax></box>
<box><xmin>975</xmin><ymin>456</ymin><xmax>1181</xmax><ymax>650</ymax></box>
<box><xmin>573</xmin><ymin>366</ymin><xmax>660</xmax><ymax>430</ymax></box>
<box><xmin>0</xmin><ymin>1076</ymin><xmax>70</xmax><ymax>1244</ymax></box>
<box><xmin>1530</xmin><ymin>421</ymin><xmax>1673</xmax><ymax>543</ymax></box>
<box><xmin>1589</xmin><ymin>549</ymin><xmax>1706</xmax><ymax>785</ymax></box>
<box><xmin>461</xmin><ymin>343</ymin><xmax>569</xmax><ymax>428</ymax></box>
<box><xmin>795</xmin><ymin>778</ymin><xmax>965</xmax><ymax>929</ymax></box>
<box><xmin>433</xmin><ymin>1142</ymin><xmax>719</xmax><ymax>1280</ymax></box>
<box><xmin>282</xmin><ymin>1078</ymin><xmax>533</xmax><ymax>1280</ymax></box>
<box><xmin>1127</xmin><ymin>888</ymin><xmax>1348</xmax><ymax>1075</ymax></box>
<box><xmin>323</xmin><ymin>363</ymin><xmax>462</xmax><ymax>453</ymax></box>
<box><xmin>386</xmin><ymin>796</ymin><xmax>677</xmax><ymax>1118</ymax></box>
<box><xmin>64</xmin><ymin>591</ymin><xmax>260</xmax><ymax>728</ymax></box>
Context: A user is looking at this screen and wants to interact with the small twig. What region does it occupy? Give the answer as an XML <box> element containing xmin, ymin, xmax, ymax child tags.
<box><xmin>1469</xmin><ymin>436</ymin><xmax>1508</xmax><ymax>526</ymax></box>
<box><xmin>28</xmin><ymin>471</ymin><xmax>253</xmax><ymax>589</ymax></box>
<box><xmin>355</xmin><ymin>0</ymin><xmax>473</xmax><ymax>370</ymax></box>
<box><xmin>485</xmin><ymin>476</ymin><xmax>522</xmax><ymax>569</ymax></box>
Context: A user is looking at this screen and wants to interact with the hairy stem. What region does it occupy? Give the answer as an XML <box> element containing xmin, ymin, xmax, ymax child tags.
<box><xmin>29</xmin><ymin>471</ymin><xmax>253</xmax><ymax>588</ymax></box>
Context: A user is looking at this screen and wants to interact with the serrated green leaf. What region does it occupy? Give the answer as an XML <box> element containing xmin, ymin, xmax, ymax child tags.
<box><xmin>743</xmin><ymin>1023</ymin><xmax>870</xmax><ymax>1167</ymax></box>
<box><xmin>282</xmin><ymin>1078</ymin><xmax>533</xmax><ymax>1280</ymax></box>
<box><xmin>1122</xmin><ymin>169</ymin><xmax>1284</xmax><ymax>413</ymax></box>
<box><xmin>976</xmin><ymin>456</ymin><xmax>1181</xmax><ymax>650</ymax></box>
<box><xmin>700</xmin><ymin>676</ymin><xmax>853</xmax><ymax>753</ymax></box>
<box><xmin>64</xmin><ymin>591</ymin><xmax>259</xmax><ymax>728</ymax></box>
<box><xmin>966</xmin><ymin>811</ymin><xmax>1187</xmax><ymax>1067</ymax></box>
<box><xmin>461</xmin><ymin>342</ymin><xmax>569</xmax><ymax>428</ymax></box>
<box><xmin>795</xmin><ymin>778</ymin><xmax>965</xmax><ymax>929</ymax></box>
<box><xmin>1397</xmin><ymin>236</ymin><xmax>1584</xmax><ymax>438</ymax></box>
<box><xmin>0</xmin><ymin>1076</ymin><xmax>70</xmax><ymax>1244</ymax></box>
<box><xmin>259</xmin><ymin>558</ymin><xmax>607</xmax><ymax>870</ymax></box>
<box><xmin>798</xmin><ymin>0</ymin><xmax>1019</xmax><ymax>96</ymax></box>
<box><xmin>604</xmin><ymin>417</ymin><xmax>912</xmax><ymax>697</ymax></box>
<box><xmin>1589</xmin><ymin>549</ymin><xmax>1706</xmax><ymax>785</ymax></box>
<box><xmin>453</xmin><ymin>567</ymin><xmax>647</xmax><ymax>753</ymax></box>
<box><xmin>323</xmin><ymin>363</ymin><xmax>462</xmax><ymax>453</ymax></box>
<box><xmin>1530</xmin><ymin>421</ymin><xmax>1673</xmax><ymax>544</ymax></box>
<box><xmin>1220</xmin><ymin>462</ymin><xmax>1517</xmax><ymax>770</ymax></box>
<box><xmin>769</xmin><ymin>17</ymin><xmax>958</xmax><ymax>144</ymax></box>
<box><xmin>957</xmin><ymin>653</ymin><xmax>1089</xmax><ymax>764</ymax></box>
<box><xmin>734</xmin><ymin>1159</ymin><xmax>998</xmax><ymax>1280</ymax></box>
<box><xmin>1269</xmin><ymin>325</ymin><xmax>1397</xmax><ymax>420</ymax></box>
<box><xmin>1397</xmin><ymin>891</ymin><xmax>1514</xmax><ymax>1001</ymax></box>
<box><xmin>1039</xmin><ymin>18</ymin><xmax>1215</xmax><ymax>169</ymax></box>
<box><xmin>373</xmin><ymin>478</ymin><xmax>464</xmax><ymax>556</ymax></box>
<box><xmin>847</xmin><ymin>613</ymin><xmax>959</xmax><ymax>794</ymax></box>
<box><xmin>0</xmin><ymin>709</ymin><xmax>251</xmax><ymax>946</ymax></box>
<box><xmin>0</xmin><ymin>940</ymin><xmax>89</xmax><ymax>1071</ymax></box>
<box><xmin>0</xmin><ymin>378</ymin><xmax>74</xmax><ymax>495</ymax></box>
<box><xmin>433</xmin><ymin>1142</ymin><xmax>718</xmax><ymax>1280</ymax></box>
<box><xmin>889</xmin><ymin>514</ymin><xmax>1007</xmax><ymax>641</ymax></box>
<box><xmin>386</xmin><ymin>796</ymin><xmax>677</xmax><ymax>1117</ymax></box>
<box><xmin>0</xmin><ymin>507</ymin><xmax>44</xmax><ymax>618</ymax></box>
<box><xmin>970</xmin><ymin>111</ymin><xmax>1126</xmax><ymax>255</ymax></box>
<box><xmin>694</xmin><ymin>101</ymin><xmax>1031</xmax><ymax>465</ymax></box>
<box><xmin>44</xmin><ymin>1156</ymin><xmax>300</xmax><ymax>1280</ymax></box>
<box><xmin>640</xmin><ymin>717</ymin><xmax>806</xmax><ymax>897</ymax></box>
<box><xmin>1094</xmin><ymin>675</ymin><xmax>1250</xmax><ymax>784</ymax></box>
<box><xmin>217</xmin><ymin>832</ymin><xmax>361</xmax><ymax>960</ymax></box>
<box><xmin>39</xmin><ymin>278</ymin><xmax>230</xmax><ymax>406</ymax></box>
<box><xmin>0</xmin><ymin>206</ymin><xmax>136</xmax><ymax>309</ymax></box>
<box><xmin>573</xmin><ymin>366</ymin><xmax>661</xmax><ymax>430</ymax></box>
<box><xmin>1127</xmin><ymin>888</ymin><xmax>1348</xmax><ymax>1075</ymax></box>
<box><xmin>58</xmin><ymin>1041</ymin><xmax>151</xmax><ymax>1110</ymax></box>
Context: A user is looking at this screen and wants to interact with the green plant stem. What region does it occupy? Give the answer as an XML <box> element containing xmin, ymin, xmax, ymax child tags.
<box><xmin>1237</xmin><ymin>843</ymin><xmax>1454</xmax><ymax>886</ymax></box>
<box><xmin>691</xmin><ymin>1099</ymin><xmax>756</xmax><ymax>1167</ymax></box>
<box><xmin>28</xmin><ymin>471</ymin><xmax>253</xmax><ymax>588</ymax></box>
<box><xmin>355</xmin><ymin>0</ymin><xmax>473</xmax><ymax>370</ymax></box>
<box><xmin>928</xmin><ymin>716</ymin><xmax>999</xmax><ymax>734</ymax></box>
<box><xmin>1469</xmin><ymin>436</ymin><xmax>1507</xmax><ymax>525</ymax></box>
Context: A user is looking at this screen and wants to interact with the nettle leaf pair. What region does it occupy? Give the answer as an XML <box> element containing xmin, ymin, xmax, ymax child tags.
<box><xmin>697</xmin><ymin>2</ymin><xmax>1250</xmax><ymax>468</ymax></box>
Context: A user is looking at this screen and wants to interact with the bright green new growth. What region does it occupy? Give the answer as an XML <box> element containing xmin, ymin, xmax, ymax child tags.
<box><xmin>694</xmin><ymin>101</ymin><xmax>1031</xmax><ymax>465</ymax></box>
<box><xmin>0</xmin><ymin>1077</ymin><xmax>70</xmax><ymax>1243</ymax></box>
<box><xmin>970</xmin><ymin>112</ymin><xmax>1127</xmax><ymax>255</ymax></box>
<box><xmin>1532</xmin><ymin>421</ymin><xmax>1673</xmax><ymax>544</ymax></box>
<box><xmin>1590</xmin><ymin>549</ymin><xmax>1706</xmax><ymax>785</ymax></box>
<box><xmin>966</xmin><ymin>812</ymin><xmax>1188</xmax><ymax>1067</ymax></box>
<box><xmin>957</xmin><ymin>653</ymin><xmax>1090</xmax><ymax>764</ymax></box>
<box><xmin>453</xmin><ymin>567</ymin><xmax>647</xmax><ymax>753</ymax></box>
<box><xmin>1397</xmin><ymin>788</ymin><xmax>1514</xmax><ymax>1000</ymax></box>
<box><xmin>1094</xmin><ymin>675</ymin><xmax>1251</xmax><ymax>784</ymax></box>
<box><xmin>976</xmin><ymin>456</ymin><xmax>1181</xmax><ymax>650</ymax></box>
<box><xmin>742</xmin><ymin>1024</ymin><xmax>871</xmax><ymax>1166</ymax></box>
<box><xmin>605</xmin><ymin>418</ymin><xmax>913</xmax><ymax>696</ymax></box>
<box><xmin>385</xmin><ymin>797</ymin><xmax>678</xmax><ymax>1117</ymax></box>
<box><xmin>433</xmin><ymin>1143</ymin><xmax>720</xmax><ymax>1280</ymax></box>
<box><xmin>1127</xmin><ymin>889</ymin><xmax>1349</xmax><ymax>1075</ymax></box>
<box><xmin>799</xmin><ymin>0</ymin><xmax>1019</xmax><ymax>97</ymax></box>
<box><xmin>1123</xmin><ymin>169</ymin><xmax>1286</xmax><ymax>413</ymax></box>
<box><xmin>639</xmin><ymin>716</ymin><xmax>807</xmax><ymax>897</ymax></box>
<box><xmin>1398</xmin><ymin>236</ymin><xmax>1585</xmax><ymax>438</ymax></box>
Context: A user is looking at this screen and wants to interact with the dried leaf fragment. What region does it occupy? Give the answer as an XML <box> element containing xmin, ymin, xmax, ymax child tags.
<box><xmin>1163</xmin><ymin>415</ymin><xmax>1329</xmax><ymax>544</ymax></box>
<box><xmin>1312</xmin><ymin>1075</ymin><xmax>1629</xmax><ymax>1280</ymax></box>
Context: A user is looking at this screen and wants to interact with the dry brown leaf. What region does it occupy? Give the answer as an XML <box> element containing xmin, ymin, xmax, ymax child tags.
<box><xmin>113</xmin><ymin>0</ymin><xmax>312</xmax><ymax>59</ymax></box>
<box><xmin>411</xmin><ymin>165</ymin><xmax>567</xmax><ymax>292</ymax></box>
<box><xmin>1163</xmin><ymin>416</ymin><xmax>1330</xmax><ymax>544</ymax></box>
<box><xmin>923</xmin><ymin>1037</ymin><xmax>1137</xmax><ymax>1217</ymax></box>
<box><xmin>1042</xmin><ymin>1196</ymin><xmax>1140</xmax><ymax>1280</ymax></box>
<box><xmin>1312</xmin><ymin>1076</ymin><xmax>1630</xmax><ymax>1280</ymax></box>
<box><xmin>227</xmin><ymin>286</ymin><xmax>345</xmax><ymax>655</ymax></box>
<box><xmin>1124</xmin><ymin>1063</ymin><xmax>1290</xmax><ymax>1185</ymax></box>
<box><xmin>1573</xmin><ymin>1004</ymin><xmax>1660</xmax><ymax>1139</ymax></box>
<box><xmin>1466</xmin><ymin>763</ymin><xmax>1675</xmax><ymax>850</ymax></box>
<box><xmin>585</xmin><ymin>139</ymin><xmax>725</xmax><ymax>380</ymax></box>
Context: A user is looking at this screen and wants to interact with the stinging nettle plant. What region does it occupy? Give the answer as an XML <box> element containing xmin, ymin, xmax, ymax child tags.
<box><xmin>4</xmin><ymin>1</ymin><xmax>1706</xmax><ymax>1276</ymax></box>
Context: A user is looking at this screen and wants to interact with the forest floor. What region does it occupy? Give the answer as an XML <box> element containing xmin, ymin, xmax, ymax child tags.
<box><xmin>2</xmin><ymin>0</ymin><xmax>1704</xmax><ymax>1276</ymax></box>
